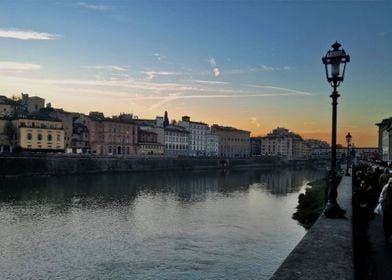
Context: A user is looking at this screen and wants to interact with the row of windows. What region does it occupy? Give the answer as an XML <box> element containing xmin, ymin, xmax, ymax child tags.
<box><xmin>107</xmin><ymin>146</ymin><xmax>131</xmax><ymax>155</ymax></box>
<box><xmin>26</xmin><ymin>145</ymin><xmax>62</xmax><ymax>149</ymax></box>
<box><xmin>27</xmin><ymin>133</ymin><xmax>62</xmax><ymax>142</ymax></box>
<box><xmin>166</xmin><ymin>136</ymin><xmax>187</xmax><ymax>143</ymax></box>
<box><xmin>165</xmin><ymin>144</ymin><xmax>188</xmax><ymax>150</ymax></box>
<box><xmin>139</xmin><ymin>145</ymin><xmax>163</xmax><ymax>150</ymax></box>
<box><xmin>225</xmin><ymin>138</ymin><xmax>249</xmax><ymax>142</ymax></box>
<box><xmin>166</xmin><ymin>132</ymin><xmax>187</xmax><ymax>137</ymax></box>
<box><xmin>20</xmin><ymin>122</ymin><xmax>60</xmax><ymax>129</ymax></box>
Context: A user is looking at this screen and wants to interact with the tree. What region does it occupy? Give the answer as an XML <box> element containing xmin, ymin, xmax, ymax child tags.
<box><xmin>163</xmin><ymin>111</ymin><xmax>169</xmax><ymax>127</ymax></box>
<box><xmin>4</xmin><ymin>122</ymin><xmax>15</xmax><ymax>146</ymax></box>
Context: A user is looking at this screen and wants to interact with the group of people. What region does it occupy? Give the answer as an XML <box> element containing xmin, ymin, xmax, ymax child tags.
<box><xmin>352</xmin><ymin>163</ymin><xmax>392</xmax><ymax>244</ymax></box>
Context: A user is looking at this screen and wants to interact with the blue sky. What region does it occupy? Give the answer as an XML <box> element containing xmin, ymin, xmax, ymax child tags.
<box><xmin>1</xmin><ymin>0</ymin><xmax>391</xmax><ymax>146</ymax></box>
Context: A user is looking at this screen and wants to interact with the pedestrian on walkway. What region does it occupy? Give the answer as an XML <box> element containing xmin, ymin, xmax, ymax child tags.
<box><xmin>379</xmin><ymin>168</ymin><xmax>391</xmax><ymax>189</ymax></box>
<box><xmin>379</xmin><ymin>178</ymin><xmax>392</xmax><ymax>243</ymax></box>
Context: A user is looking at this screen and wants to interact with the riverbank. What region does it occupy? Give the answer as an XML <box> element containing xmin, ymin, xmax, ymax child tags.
<box><xmin>271</xmin><ymin>175</ymin><xmax>354</xmax><ymax>280</ymax></box>
<box><xmin>0</xmin><ymin>154</ymin><xmax>317</xmax><ymax>177</ymax></box>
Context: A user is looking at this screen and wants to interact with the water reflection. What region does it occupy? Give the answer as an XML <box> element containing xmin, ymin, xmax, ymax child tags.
<box><xmin>0</xmin><ymin>167</ymin><xmax>325</xmax><ymax>203</ymax></box>
<box><xmin>0</xmin><ymin>167</ymin><xmax>326</xmax><ymax>280</ymax></box>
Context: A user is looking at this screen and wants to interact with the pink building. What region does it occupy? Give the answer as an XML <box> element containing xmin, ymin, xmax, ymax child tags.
<box><xmin>86</xmin><ymin>112</ymin><xmax>138</xmax><ymax>155</ymax></box>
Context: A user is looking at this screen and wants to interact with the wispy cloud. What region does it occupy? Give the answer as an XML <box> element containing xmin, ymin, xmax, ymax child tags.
<box><xmin>142</xmin><ymin>71</ymin><xmax>181</xmax><ymax>81</ymax></box>
<box><xmin>250</xmin><ymin>117</ymin><xmax>261</xmax><ymax>128</ymax></box>
<box><xmin>153</xmin><ymin>53</ymin><xmax>167</xmax><ymax>62</ymax></box>
<box><xmin>227</xmin><ymin>65</ymin><xmax>291</xmax><ymax>75</ymax></box>
<box><xmin>246</xmin><ymin>84</ymin><xmax>314</xmax><ymax>96</ymax></box>
<box><xmin>77</xmin><ymin>2</ymin><xmax>112</xmax><ymax>11</ymax></box>
<box><xmin>0</xmin><ymin>73</ymin><xmax>313</xmax><ymax>111</ymax></box>
<box><xmin>208</xmin><ymin>57</ymin><xmax>220</xmax><ymax>77</ymax></box>
<box><xmin>208</xmin><ymin>57</ymin><xmax>217</xmax><ymax>67</ymax></box>
<box><xmin>0</xmin><ymin>28</ymin><xmax>61</xmax><ymax>40</ymax></box>
<box><xmin>85</xmin><ymin>65</ymin><xmax>128</xmax><ymax>71</ymax></box>
<box><xmin>260</xmin><ymin>64</ymin><xmax>291</xmax><ymax>71</ymax></box>
<box><xmin>192</xmin><ymin>80</ymin><xmax>228</xmax><ymax>85</ymax></box>
<box><xmin>0</xmin><ymin>61</ymin><xmax>42</xmax><ymax>72</ymax></box>
<box><xmin>146</xmin><ymin>92</ymin><xmax>309</xmax><ymax>109</ymax></box>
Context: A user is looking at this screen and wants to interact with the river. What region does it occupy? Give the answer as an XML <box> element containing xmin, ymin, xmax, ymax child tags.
<box><xmin>0</xmin><ymin>167</ymin><xmax>325</xmax><ymax>280</ymax></box>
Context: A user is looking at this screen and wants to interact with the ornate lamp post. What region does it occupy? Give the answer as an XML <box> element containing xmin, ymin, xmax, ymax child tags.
<box><xmin>345</xmin><ymin>132</ymin><xmax>352</xmax><ymax>176</ymax></box>
<box><xmin>322</xmin><ymin>41</ymin><xmax>350</xmax><ymax>218</ymax></box>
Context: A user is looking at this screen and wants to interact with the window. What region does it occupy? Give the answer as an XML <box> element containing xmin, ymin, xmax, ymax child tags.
<box><xmin>37</xmin><ymin>133</ymin><xmax>42</xmax><ymax>141</ymax></box>
<box><xmin>27</xmin><ymin>133</ymin><xmax>32</xmax><ymax>141</ymax></box>
<box><xmin>57</xmin><ymin>135</ymin><xmax>61</xmax><ymax>141</ymax></box>
<box><xmin>47</xmin><ymin>134</ymin><xmax>53</xmax><ymax>141</ymax></box>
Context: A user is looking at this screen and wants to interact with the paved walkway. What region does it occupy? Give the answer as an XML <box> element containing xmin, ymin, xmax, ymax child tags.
<box><xmin>368</xmin><ymin>215</ymin><xmax>392</xmax><ymax>279</ymax></box>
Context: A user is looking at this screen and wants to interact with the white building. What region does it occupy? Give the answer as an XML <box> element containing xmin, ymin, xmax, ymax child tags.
<box><xmin>178</xmin><ymin>116</ymin><xmax>209</xmax><ymax>156</ymax></box>
<box><xmin>261</xmin><ymin>127</ymin><xmax>310</xmax><ymax>160</ymax></box>
<box><xmin>376</xmin><ymin>117</ymin><xmax>392</xmax><ymax>161</ymax></box>
<box><xmin>206</xmin><ymin>132</ymin><xmax>219</xmax><ymax>157</ymax></box>
<box><xmin>164</xmin><ymin>124</ymin><xmax>189</xmax><ymax>156</ymax></box>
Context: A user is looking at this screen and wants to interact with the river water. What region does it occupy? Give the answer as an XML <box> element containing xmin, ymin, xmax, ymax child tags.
<box><xmin>0</xmin><ymin>167</ymin><xmax>325</xmax><ymax>280</ymax></box>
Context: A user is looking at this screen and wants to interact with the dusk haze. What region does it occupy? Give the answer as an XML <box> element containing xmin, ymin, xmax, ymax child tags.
<box><xmin>1</xmin><ymin>1</ymin><xmax>392</xmax><ymax>280</ymax></box>
<box><xmin>1</xmin><ymin>1</ymin><xmax>391</xmax><ymax>146</ymax></box>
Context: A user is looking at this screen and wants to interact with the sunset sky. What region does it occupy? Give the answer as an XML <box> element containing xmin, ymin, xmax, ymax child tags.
<box><xmin>0</xmin><ymin>0</ymin><xmax>391</xmax><ymax>147</ymax></box>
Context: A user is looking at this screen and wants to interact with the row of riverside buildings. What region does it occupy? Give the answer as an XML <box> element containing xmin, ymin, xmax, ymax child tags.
<box><xmin>0</xmin><ymin>93</ymin><xmax>250</xmax><ymax>158</ymax></box>
<box><xmin>1</xmin><ymin>93</ymin><xmax>379</xmax><ymax>160</ymax></box>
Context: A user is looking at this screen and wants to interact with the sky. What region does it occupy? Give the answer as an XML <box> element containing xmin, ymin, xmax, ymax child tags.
<box><xmin>0</xmin><ymin>0</ymin><xmax>391</xmax><ymax>147</ymax></box>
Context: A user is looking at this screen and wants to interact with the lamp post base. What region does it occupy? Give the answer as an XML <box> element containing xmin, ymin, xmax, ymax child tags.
<box><xmin>323</xmin><ymin>201</ymin><xmax>346</xmax><ymax>218</ymax></box>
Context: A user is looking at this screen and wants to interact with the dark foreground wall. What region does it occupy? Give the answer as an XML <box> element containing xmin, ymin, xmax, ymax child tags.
<box><xmin>0</xmin><ymin>155</ymin><xmax>282</xmax><ymax>177</ymax></box>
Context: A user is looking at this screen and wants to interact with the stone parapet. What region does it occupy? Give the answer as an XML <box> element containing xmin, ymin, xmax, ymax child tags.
<box><xmin>270</xmin><ymin>176</ymin><xmax>353</xmax><ymax>280</ymax></box>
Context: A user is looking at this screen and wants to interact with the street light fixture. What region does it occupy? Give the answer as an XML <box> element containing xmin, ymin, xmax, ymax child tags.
<box><xmin>345</xmin><ymin>132</ymin><xmax>352</xmax><ymax>176</ymax></box>
<box><xmin>322</xmin><ymin>41</ymin><xmax>350</xmax><ymax>218</ymax></box>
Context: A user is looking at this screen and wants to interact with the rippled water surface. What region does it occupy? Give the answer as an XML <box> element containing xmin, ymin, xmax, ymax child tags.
<box><xmin>0</xmin><ymin>168</ymin><xmax>325</xmax><ymax>280</ymax></box>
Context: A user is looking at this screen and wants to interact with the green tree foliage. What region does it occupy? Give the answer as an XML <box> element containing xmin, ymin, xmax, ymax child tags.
<box><xmin>4</xmin><ymin>122</ymin><xmax>15</xmax><ymax>143</ymax></box>
<box><xmin>292</xmin><ymin>179</ymin><xmax>327</xmax><ymax>230</ymax></box>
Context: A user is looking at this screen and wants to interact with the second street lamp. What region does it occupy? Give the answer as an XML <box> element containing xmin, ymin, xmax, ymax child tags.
<box><xmin>345</xmin><ymin>132</ymin><xmax>352</xmax><ymax>176</ymax></box>
<box><xmin>322</xmin><ymin>41</ymin><xmax>350</xmax><ymax>218</ymax></box>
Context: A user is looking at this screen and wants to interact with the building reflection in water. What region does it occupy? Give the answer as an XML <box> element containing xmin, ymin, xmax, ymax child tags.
<box><xmin>0</xmin><ymin>167</ymin><xmax>326</xmax><ymax>207</ymax></box>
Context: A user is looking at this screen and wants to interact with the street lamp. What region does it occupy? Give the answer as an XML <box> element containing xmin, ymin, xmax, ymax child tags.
<box><xmin>322</xmin><ymin>41</ymin><xmax>350</xmax><ymax>218</ymax></box>
<box><xmin>345</xmin><ymin>132</ymin><xmax>352</xmax><ymax>176</ymax></box>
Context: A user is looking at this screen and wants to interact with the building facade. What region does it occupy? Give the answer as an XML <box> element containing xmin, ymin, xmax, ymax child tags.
<box><xmin>71</xmin><ymin>115</ymin><xmax>91</xmax><ymax>153</ymax></box>
<box><xmin>211</xmin><ymin>124</ymin><xmax>250</xmax><ymax>158</ymax></box>
<box><xmin>164</xmin><ymin>124</ymin><xmax>189</xmax><ymax>156</ymax></box>
<box><xmin>250</xmin><ymin>137</ymin><xmax>262</xmax><ymax>156</ymax></box>
<box><xmin>138</xmin><ymin>129</ymin><xmax>164</xmax><ymax>155</ymax></box>
<box><xmin>206</xmin><ymin>132</ymin><xmax>219</xmax><ymax>157</ymax></box>
<box><xmin>376</xmin><ymin>117</ymin><xmax>392</xmax><ymax>161</ymax></box>
<box><xmin>11</xmin><ymin>114</ymin><xmax>65</xmax><ymax>151</ymax></box>
<box><xmin>261</xmin><ymin>127</ymin><xmax>310</xmax><ymax>160</ymax></box>
<box><xmin>86</xmin><ymin>112</ymin><xmax>138</xmax><ymax>155</ymax></box>
<box><xmin>178</xmin><ymin>116</ymin><xmax>209</xmax><ymax>156</ymax></box>
<box><xmin>0</xmin><ymin>95</ymin><xmax>17</xmax><ymax>118</ymax></box>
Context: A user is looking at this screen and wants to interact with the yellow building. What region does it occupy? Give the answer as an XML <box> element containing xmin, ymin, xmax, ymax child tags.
<box><xmin>137</xmin><ymin>143</ymin><xmax>165</xmax><ymax>155</ymax></box>
<box><xmin>12</xmin><ymin>115</ymin><xmax>65</xmax><ymax>151</ymax></box>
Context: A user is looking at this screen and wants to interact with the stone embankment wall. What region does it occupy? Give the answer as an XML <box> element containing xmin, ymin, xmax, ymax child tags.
<box><xmin>0</xmin><ymin>155</ymin><xmax>283</xmax><ymax>177</ymax></box>
<box><xmin>270</xmin><ymin>176</ymin><xmax>354</xmax><ymax>280</ymax></box>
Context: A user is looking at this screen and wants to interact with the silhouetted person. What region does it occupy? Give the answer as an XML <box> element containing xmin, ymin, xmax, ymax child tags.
<box><xmin>379</xmin><ymin>178</ymin><xmax>392</xmax><ymax>244</ymax></box>
<box><xmin>379</xmin><ymin>168</ymin><xmax>391</xmax><ymax>189</ymax></box>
